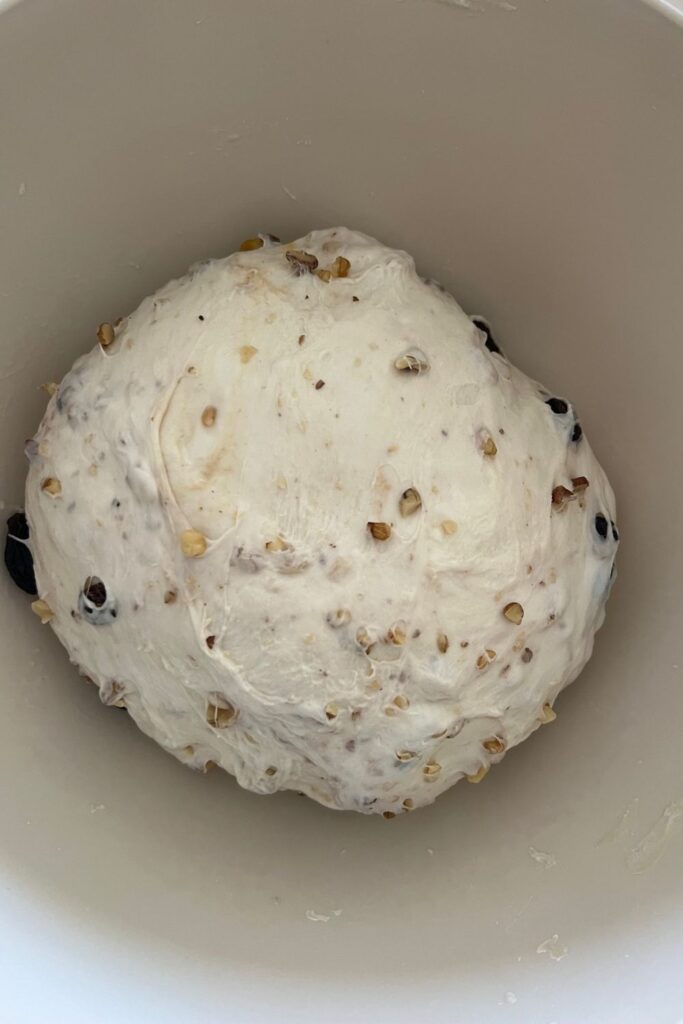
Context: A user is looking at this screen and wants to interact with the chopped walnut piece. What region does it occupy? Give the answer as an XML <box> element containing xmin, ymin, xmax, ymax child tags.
<box><xmin>239</xmin><ymin>237</ymin><xmax>264</xmax><ymax>251</ymax></box>
<box><xmin>503</xmin><ymin>601</ymin><xmax>524</xmax><ymax>625</ymax></box>
<box><xmin>541</xmin><ymin>702</ymin><xmax>557</xmax><ymax>723</ymax></box>
<box><xmin>102</xmin><ymin>680</ymin><xmax>126</xmax><ymax>708</ymax></box>
<box><xmin>265</xmin><ymin>536</ymin><xmax>291</xmax><ymax>552</ymax></box>
<box><xmin>386</xmin><ymin>622</ymin><xmax>407</xmax><ymax>645</ymax></box>
<box><xmin>466</xmin><ymin>765</ymin><xmax>490</xmax><ymax>784</ymax></box>
<box><xmin>552</xmin><ymin>485</ymin><xmax>574</xmax><ymax>508</ymax></box>
<box><xmin>440</xmin><ymin>519</ymin><xmax>457</xmax><ymax>536</ymax></box>
<box><xmin>476</xmin><ymin>649</ymin><xmax>497</xmax><ymax>670</ymax></box>
<box><xmin>355</xmin><ymin>627</ymin><xmax>375</xmax><ymax>652</ymax></box>
<box><xmin>396</xmin><ymin>750</ymin><xmax>417</xmax><ymax>762</ymax></box>
<box><xmin>331</xmin><ymin>252</ymin><xmax>352</xmax><ymax>276</ymax></box>
<box><xmin>368</xmin><ymin>521</ymin><xmax>391</xmax><ymax>541</ymax></box>
<box><xmin>482</xmin><ymin>437</ymin><xmax>497</xmax><ymax>457</ymax></box>
<box><xmin>399</xmin><ymin>487</ymin><xmax>422</xmax><ymax>516</ymax></box>
<box><xmin>394</xmin><ymin>349</ymin><xmax>430</xmax><ymax>374</ymax></box>
<box><xmin>286</xmin><ymin>249</ymin><xmax>319</xmax><ymax>275</ymax></box>
<box><xmin>483</xmin><ymin>736</ymin><xmax>506</xmax><ymax>754</ymax></box>
<box><xmin>180</xmin><ymin>529</ymin><xmax>207</xmax><ymax>558</ymax></box>
<box><xmin>97</xmin><ymin>322</ymin><xmax>115</xmax><ymax>347</ymax></box>
<box><xmin>206</xmin><ymin>700</ymin><xmax>237</xmax><ymax>728</ymax></box>
<box><xmin>31</xmin><ymin>599</ymin><xmax>54</xmax><ymax>623</ymax></box>
<box><xmin>326</xmin><ymin>608</ymin><xmax>352</xmax><ymax>629</ymax></box>
<box><xmin>437</xmin><ymin>632</ymin><xmax>449</xmax><ymax>654</ymax></box>
<box><xmin>41</xmin><ymin>477</ymin><xmax>62</xmax><ymax>497</ymax></box>
<box><xmin>332</xmin><ymin>256</ymin><xmax>351</xmax><ymax>278</ymax></box>
<box><xmin>201</xmin><ymin>405</ymin><xmax>217</xmax><ymax>427</ymax></box>
<box><xmin>239</xmin><ymin>345</ymin><xmax>258</xmax><ymax>364</ymax></box>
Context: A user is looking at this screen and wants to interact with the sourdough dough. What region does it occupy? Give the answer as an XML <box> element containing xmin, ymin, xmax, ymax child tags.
<box><xmin>24</xmin><ymin>228</ymin><xmax>619</xmax><ymax>815</ymax></box>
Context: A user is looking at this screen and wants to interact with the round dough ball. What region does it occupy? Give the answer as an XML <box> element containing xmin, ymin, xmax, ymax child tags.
<box><xmin>25</xmin><ymin>228</ymin><xmax>618</xmax><ymax>816</ymax></box>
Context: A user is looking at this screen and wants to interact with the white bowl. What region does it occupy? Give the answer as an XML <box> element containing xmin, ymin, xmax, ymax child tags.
<box><xmin>1</xmin><ymin>1</ymin><xmax>682</xmax><ymax>1021</ymax></box>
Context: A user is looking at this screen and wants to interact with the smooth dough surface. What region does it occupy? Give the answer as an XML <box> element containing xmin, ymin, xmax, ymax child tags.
<box><xmin>25</xmin><ymin>228</ymin><xmax>619</xmax><ymax>815</ymax></box>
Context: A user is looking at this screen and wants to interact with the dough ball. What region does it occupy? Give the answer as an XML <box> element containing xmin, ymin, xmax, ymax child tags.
<box><xmin>25</xmin><ymin>228</ymin><xmax>619</xmax><ymax>815</ymax></box>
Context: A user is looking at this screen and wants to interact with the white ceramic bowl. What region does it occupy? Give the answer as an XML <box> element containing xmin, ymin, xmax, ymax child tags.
<box><xmin>1</xmin><ymin>2</ymin><xmax>682</xmax><ymax>1021</ymax></box>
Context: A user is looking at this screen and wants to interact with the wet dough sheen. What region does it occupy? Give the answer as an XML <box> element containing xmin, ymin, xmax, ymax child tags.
<box><xmin>25</xmin><ymin>228</ymin><xmax>619</xmax><ymax>816</ymax></box>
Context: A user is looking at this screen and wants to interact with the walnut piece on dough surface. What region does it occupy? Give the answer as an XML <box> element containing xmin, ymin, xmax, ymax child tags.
<box><xmin>24</xmin><ymin>228</ymin><xmax>619</xmax><ymax>816</ymax></box>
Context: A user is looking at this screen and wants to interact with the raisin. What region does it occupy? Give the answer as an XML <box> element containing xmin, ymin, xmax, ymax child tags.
<box><xmin>595</xmin><ymin>513</ymin><xmax>609</xmax><ymax>539</ymax></box>
<box><xmin>471</xmin><ymin>316</ymin><xmax>501</xmax><ymax>355</ymax></box>
<box><xmin>83</xmin><ymin>576</ymin><xmax>107</xmax><ymax>607</ymax></box>
<box><xmin>79</xmin><ymin>576</ymin><xmax>118</xmax><ymax>625</ymax></box>
<box><xmin>7</xmin><ymin>511</ymin><xmax>29</xmax><ymax>541</ymax></box>
<box><xmin>4</xmin><ymin>512</ymin><xmax>37</xmax><ymax>596</ymax></box>
<box><xmin>546</xmin><ymin>397</ymin><xmax>569</xmax><ymax>415</ymax></box>
<box><xmin>611</xmin><ymin>520</ymin><xmax>619</xmax><ymax>542</ymax></box>
<box><xmin>571</xmin><ymin>421</ymin><xmax>583</xmax><ymax>442</ymax></box>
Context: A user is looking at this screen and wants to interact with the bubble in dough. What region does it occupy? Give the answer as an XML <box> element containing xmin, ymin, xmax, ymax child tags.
<box><xmin>25</xmin><ymin>228</ymin><xmax>619</xmax><ymax>816</ymax></box>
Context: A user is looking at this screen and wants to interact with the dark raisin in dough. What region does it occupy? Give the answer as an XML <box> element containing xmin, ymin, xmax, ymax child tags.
<box><xmin>471</xmin><ymin>316</ymin><xmax>501</xmax><ymax>355</ymax></box>
<box><xmin>7</xmin><ymin>511</ymin><xmax>29</xmax><ymax>541</ymax></box>
<box><xmin>78</xmin><ymin>576</ymin><xmax>118</xmax><ymax>625</ymax></box>
<box><xmin>83</xmin><ymin>575</ymin><xmax>107</xmax><ymax>607</ymax></box>
<box><xmin>595</xmin><ymin>513</ymin><xmax>609</xmax><ymax>539</ymax></box>
<box><xmin>571</xmin><ymin>422</ymin><xmax>583</xmax><ymax>442</ymax></box>
<box><xmin>546</xmin><ymin>397</ymin><xmax>569</xmax><ymax>415</ymax></box>
<box><xmin>4</xmin><ymin>512</ymin><xmax>37</xmax><ymax>596</ymax></box>
<box><xmin>611</xmin><ymin>520</ymin><xmax>619</xmax><ymax>542</ymax></box>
